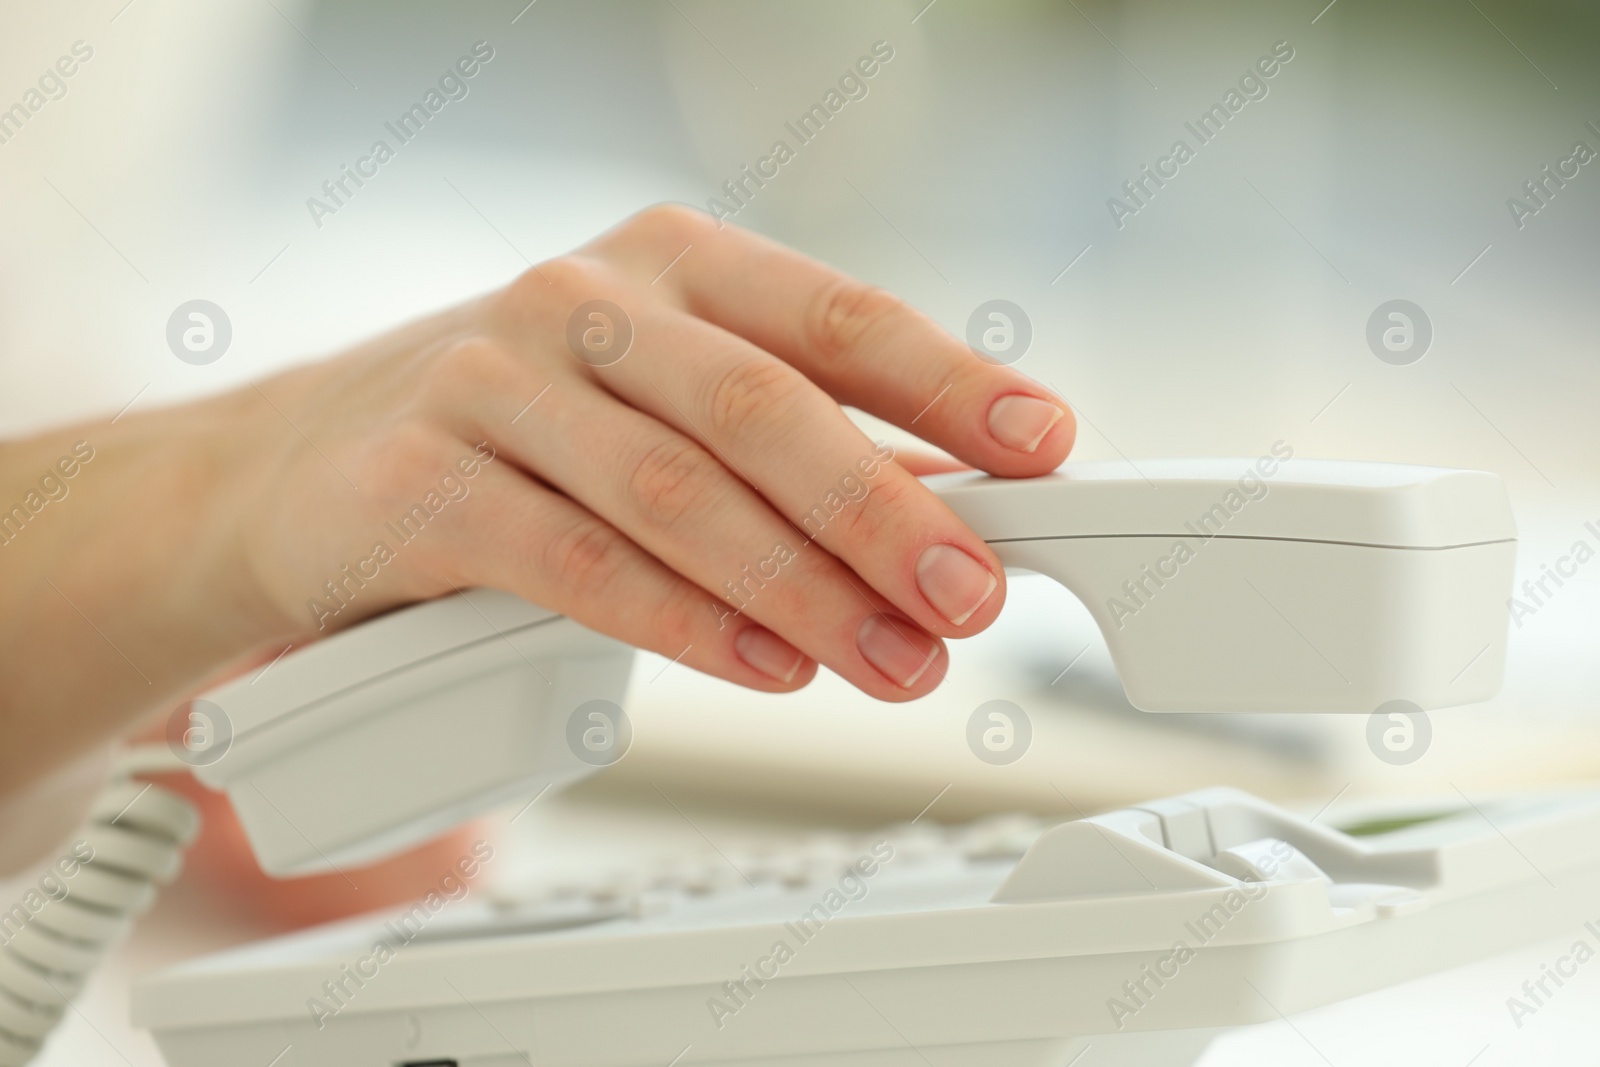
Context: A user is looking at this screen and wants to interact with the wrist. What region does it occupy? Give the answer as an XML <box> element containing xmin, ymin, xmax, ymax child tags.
<box><xmin>0</xmin><ymin>393</ymin><xmax>286</xmax><ymax>793</ymax></box>
<box><xmin>176</xmin><ymin>385</ymin><xmax>315</xmax><ymax>653</ymax></box>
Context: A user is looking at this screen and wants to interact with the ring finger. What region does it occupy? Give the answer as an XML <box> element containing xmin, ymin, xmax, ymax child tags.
<box><xmin>481</xmin><ymin>374</ymin><xmax>948</xmax><ymax>700</ymax></box>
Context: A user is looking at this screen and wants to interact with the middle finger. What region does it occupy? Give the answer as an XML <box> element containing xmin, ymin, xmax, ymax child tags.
<box><xmin>593</xmin><ymin>307</ymin><xmax>1007</xmax><ymax>641</ymax></box>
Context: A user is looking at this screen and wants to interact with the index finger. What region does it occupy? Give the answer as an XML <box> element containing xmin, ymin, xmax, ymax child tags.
<box><xmin>594</xmin><ymin>206</ymin><xmax>1076</xmax><ymax>476</ymax></box>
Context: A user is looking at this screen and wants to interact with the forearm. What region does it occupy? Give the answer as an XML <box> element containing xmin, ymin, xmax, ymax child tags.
<box><xmin>0</xmin><ymin>391</ymin><xmax>288</xmax><ymax>798</ymax></box>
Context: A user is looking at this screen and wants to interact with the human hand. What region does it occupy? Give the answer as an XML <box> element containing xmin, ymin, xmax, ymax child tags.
<box><xmin>222</xmin><ymin>205</ymin><xmax>1074</xmax><ymax>700</ymax></box>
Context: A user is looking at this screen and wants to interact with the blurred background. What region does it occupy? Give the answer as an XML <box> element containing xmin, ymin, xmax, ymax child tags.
<box><xmin>1</xmin><ymin>0</ymin><xmax>1598</xmax><ymax>1063</ymax></box>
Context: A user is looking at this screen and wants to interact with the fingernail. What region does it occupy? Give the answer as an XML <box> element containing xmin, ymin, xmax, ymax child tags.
<box><xmin>915</xmin><ymin>543</ymin><xmax>998</xmax><ymax>626</ymax></box>
<box><xmin>856</xmin><ymin>613</ymin><xmax>940</xmax><ymax>688</ymax></box>
<box><xmin>988</xmin><ymin>394</ymin><xmax>1064</xmax><ymax>453</ymax></box>
<box><xmin>735</xmin><ymin>627</ymin><xmax>806</xmax><ymax>683</ymax></box>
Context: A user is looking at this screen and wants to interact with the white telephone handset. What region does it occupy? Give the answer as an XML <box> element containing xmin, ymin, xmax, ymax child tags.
<box><xmin>199</xmin><ymin>458</ymin><xmax>1516</xmax><ymax>878</ymax></box>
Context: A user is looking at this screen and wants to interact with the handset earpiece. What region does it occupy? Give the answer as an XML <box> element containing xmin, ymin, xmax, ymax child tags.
<box><xmin>927</xmin><ymin>457</ymin><xmax>1515</xmax><ymax>713</ymax></box>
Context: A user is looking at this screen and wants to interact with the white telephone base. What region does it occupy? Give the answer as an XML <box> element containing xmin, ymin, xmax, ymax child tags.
<box><xmin>133</xmin><ymin>787</ymin><xmax>1600</xmax><ymax>1067</ymax></box>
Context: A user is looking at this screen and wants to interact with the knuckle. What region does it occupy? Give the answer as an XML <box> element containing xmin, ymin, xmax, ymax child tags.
<box><xmin>803</xmin><ymin>279</ymin><xmax>904</xmax><ymax>369</ymax></box>
<box><xmin>756</xmin><ymin>565</ymin><xmax>813</xmax><ymax>619</ymax></box>
<box><xmin>644</xmin><ymin>592</ymin><xmax>701</xmax><ymax>654</ymax></box>
<box><xmin>626</xmin><ymin>436</ymin><xmax>722</xmax><ymax>529</ymax></box>
<box><xmin>705</xmin><ymin>358</ymin><xmax>801</xmax><ymax>442</ymax></box>
<box><xmin>626</xmin><ymin>202</ymin><xmax>713</xmax><ymax>244</ymax></box>
<box><xmin>428</xmin><ymin>336</ymin><xmax>514</xmax><ymax>387</ymax></box>
<box><xmin>499</xmin><ymin>267</ymin><xmax>551</xmax><ymax>318</ymax></box>
<box><xmin>535</xmin><ymin>256</ymin><xmax>605</xmax><ymax>297</ymax></box>
<box><xmin>496</xmin><ymin>257</ymin><xmax>608</xmax><ymax>324</ymax></box>
<box><xmin>365</xmin><ymin>422</ymin><xmax>455</xmax><ymax>509</ymax></box>
<box><xmin>825</xmin><ymin>470</ymin><xmax>910</xmax><ymax>544</ymax></box>
<box><xmin>542</xmin><ymin>515</ymin><xmax>629</xmax><ymax>595</ymax></box>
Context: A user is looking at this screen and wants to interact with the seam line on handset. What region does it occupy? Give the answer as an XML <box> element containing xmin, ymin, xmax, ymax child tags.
<box><xmin>982</xmin><ymin>534</ymin><xmax>1516</xmax><ymax>551</ymax></box>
